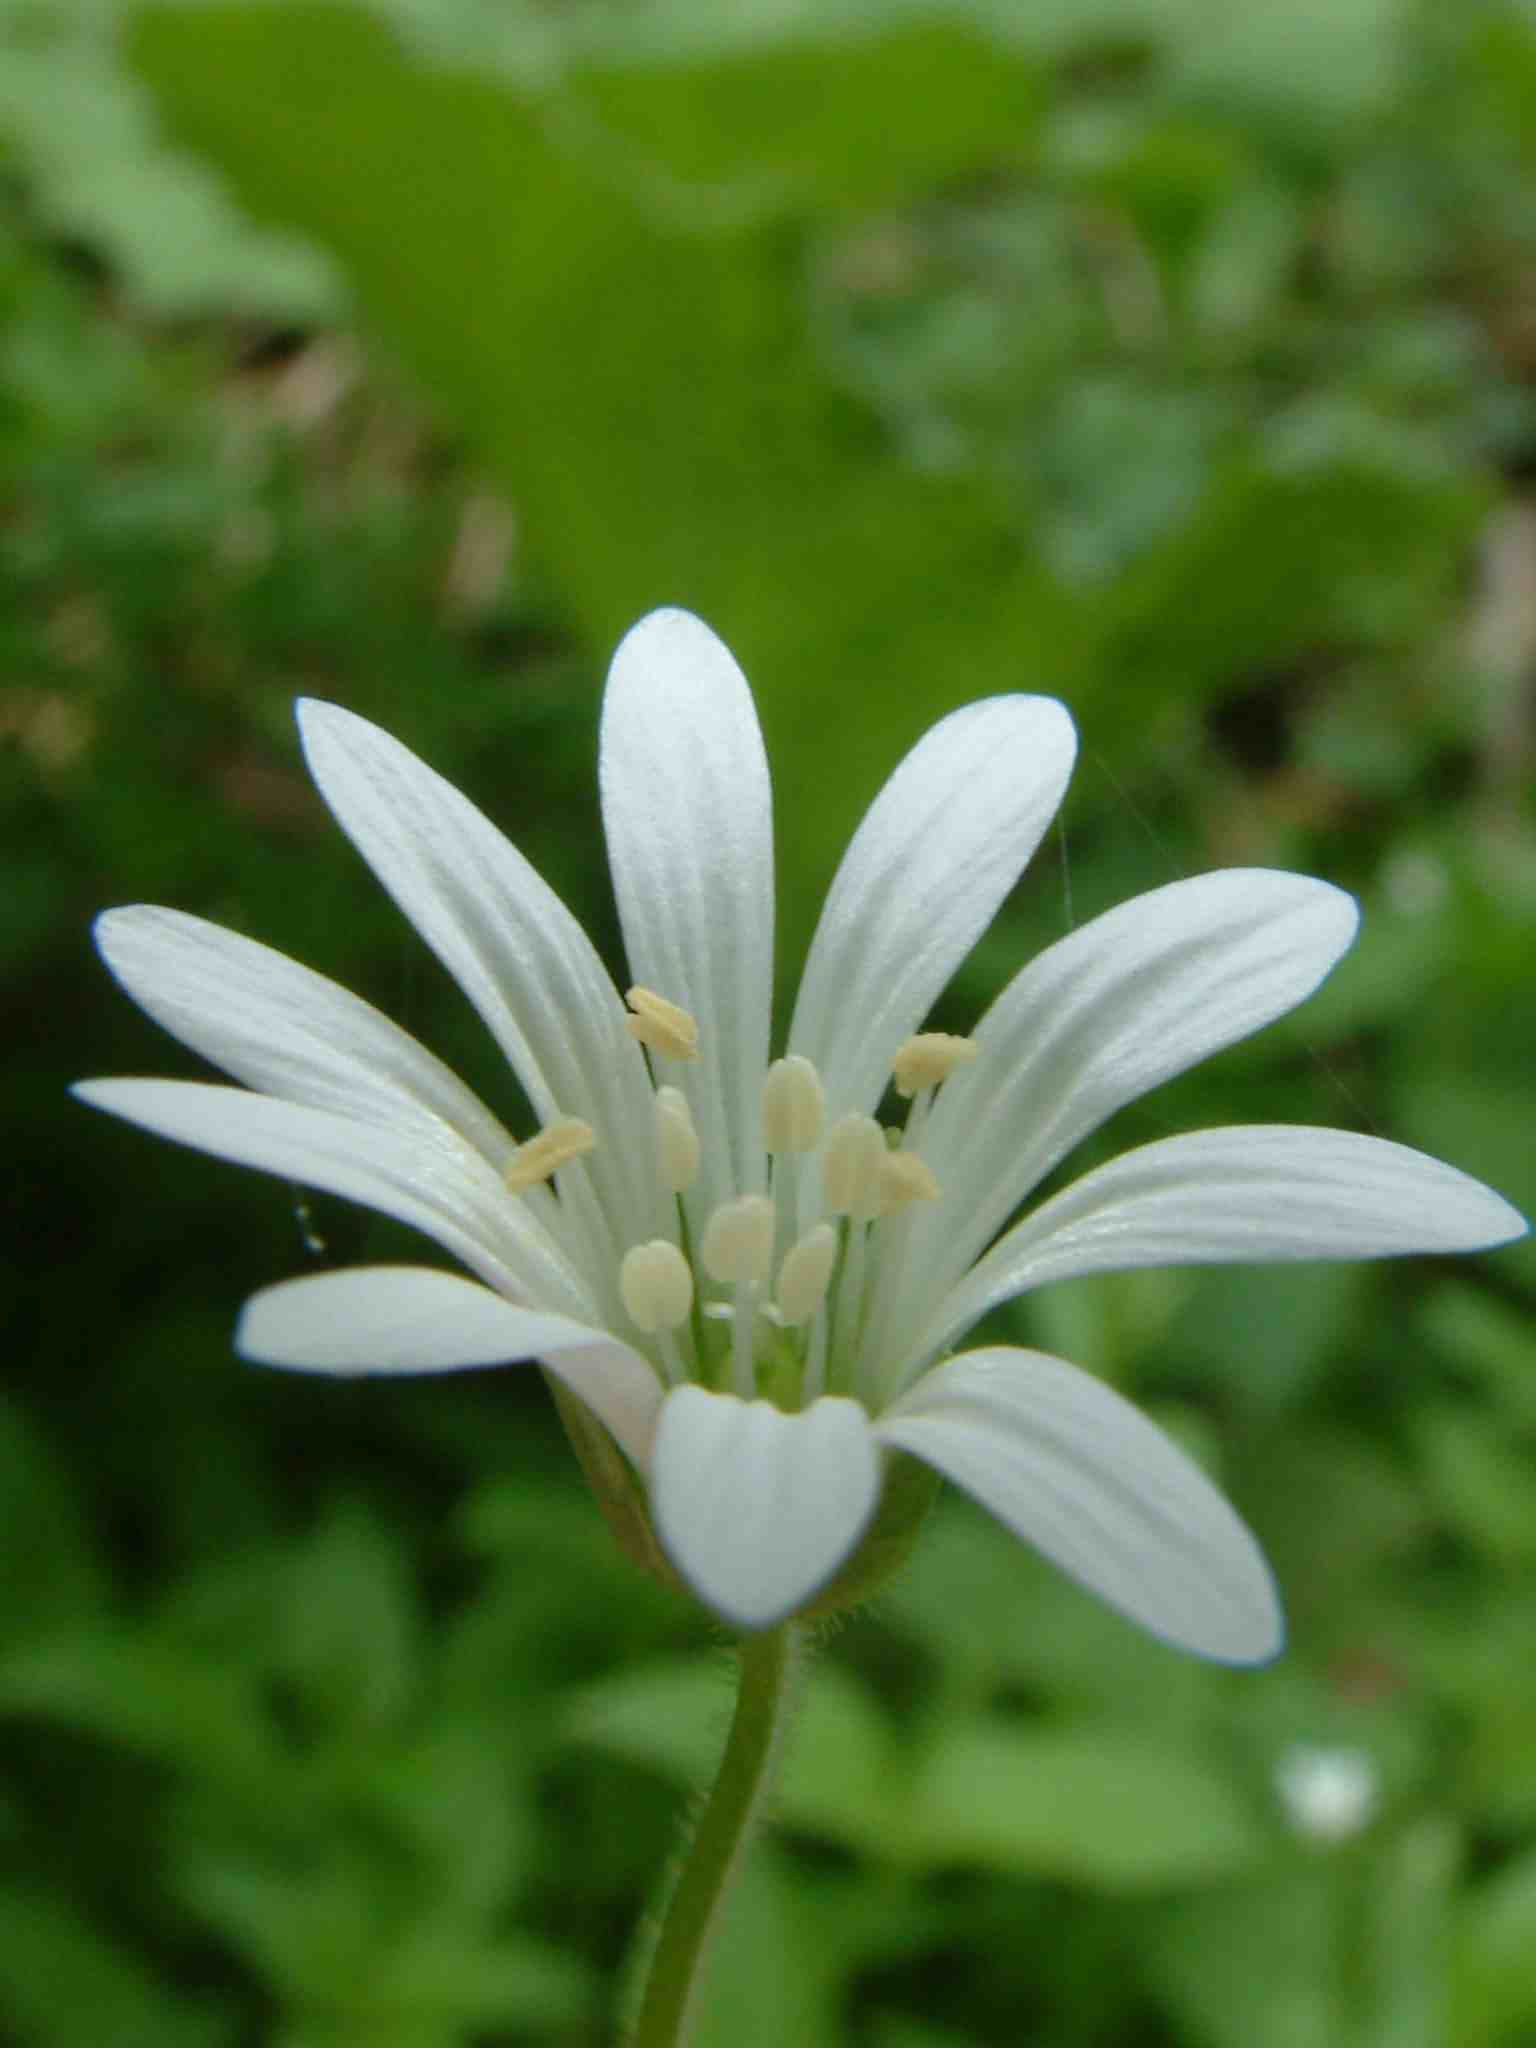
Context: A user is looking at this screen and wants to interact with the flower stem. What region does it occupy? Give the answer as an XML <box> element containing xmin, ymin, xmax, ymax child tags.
<box><xmin>629</xmin><ymin>1623</ymin><xmax>802</xmax><ymax>2048</ymax></box>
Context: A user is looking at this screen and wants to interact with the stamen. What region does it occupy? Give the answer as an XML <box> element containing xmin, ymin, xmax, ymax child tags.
<box><xmin>775</xmin><ymin>1223</ymin><xmax>838</xmax><ymax>1326</ymax></box>
<box><xmin>700</xmin><ymin>1196</ymin><xmax>775</xmax><ymax>1399</ymax></box>
<box><xmin>699</xmin><ymin>1194</ymin><xmax>776</xmax><ymax>1287</ymax></box>
<box><xmin>654</xmin><ymin>1085</ymin><xmax>700</xmax><ymax>1192</ymax></box>
<box><xmin>761</xmin><ymin>1055</ymin><xmax>825</xmax><ymax>1154</ymax></box>
<box><xmin>822</xmin><ymin>1113</ymin><xmax>885</xmax><ymax>1220</ymax></box>
<box><xmin>619</xmin><ymin>1240</ymin><xmax>695</xmax><ymax>1333</ymax></box>
<box><xmin>876</xmin><ymin>1150</ymin><xmax>941</xmax><ymax>1215</ymax></box>
<box><xmin>505</xmin><ymin>1116</ymin><xmax>595</xmax><ymax>1193</ymax></box>
<box><xmin>892</xmin><ymin>1031</ymin><xmax>978</xmax><ymax>1098</ymax></box>
<box><xmin>624</xmin><ymin>986</ymin><xmax>699</xmax><ymax>1061</ymax></box>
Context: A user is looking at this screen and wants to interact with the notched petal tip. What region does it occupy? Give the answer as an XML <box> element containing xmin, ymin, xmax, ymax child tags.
<box><xmin>650</xmin><ymin>1387</ymin><xmax>881</xmax><ymax>1630</ymax></box>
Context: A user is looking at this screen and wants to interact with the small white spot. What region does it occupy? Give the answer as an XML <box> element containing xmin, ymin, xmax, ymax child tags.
<box><xmin>1274</xmin><ymin>1744</ymin><xmax>1378</xmax><ymax>1844</ymax></box>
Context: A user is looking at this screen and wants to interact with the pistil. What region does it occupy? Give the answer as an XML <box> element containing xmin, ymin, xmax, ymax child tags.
<box><xmin>822</xmin><ymin>1114</ymin><xmax>885</xmax><ymax>1389</ymax></box>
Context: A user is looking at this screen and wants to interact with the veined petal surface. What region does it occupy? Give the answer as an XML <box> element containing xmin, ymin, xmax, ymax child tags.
<box><xmin>600</xmin><ymin>609</ymin><xmax>774</xmax><ymax>1215</ymax></box>
<box><xmin>650</xmin><ymin>1387</ymin><xmax>880</xmax><ymax>1629</ymax></box>
<box><xmin>238</xmin><ymin>1265</ymin><xmax>661</xmax><ymax>1464</ymax></box>
<box><xmin>789</xmin><ymin>694</ymin><xmax>1076</xmax><ymax>1121</ymax></box>
<box><xmin>74</xmin><ymin>1079</ymin><xmax>594</xmax><ymax>1321</ymax></box>
<box><xmin>908</xmin><ymin>871</ymin><xmax>1359</xmax><ymax>1309</ymax></box>
<box><xmin>875</xmin><ymin>1348</ymin><xmax>1283</xmax><ymax>1664</ymax></box>
<box><xmin>94</xmin><ymin>906</ymin><xmax>516</xmax><ymax>1165</ymax></box>
<box><xmin>297</xmin><ymin>700</ymin><xmax>658</xmax><ymax>1259</ymax></box>
<box><xmin>924</xmin><ymin>1124</ymin><xmax>1529</xmax><ymax>1363</ymax></box>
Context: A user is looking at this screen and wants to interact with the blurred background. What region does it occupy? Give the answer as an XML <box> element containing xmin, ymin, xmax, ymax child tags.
<box><xmin>4</xmin><ymin>1</ymin><xmax>1536</xmax><ymax>2042</ymax></box>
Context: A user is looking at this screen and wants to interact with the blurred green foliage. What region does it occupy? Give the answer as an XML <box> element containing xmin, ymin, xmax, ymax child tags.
<box><xmin>3</xmin><ymin>0</ymin><xmax>1535</xmax><ymax>2042</ymax></box>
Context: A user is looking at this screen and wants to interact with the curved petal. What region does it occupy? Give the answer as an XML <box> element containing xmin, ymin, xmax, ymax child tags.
<box><xmin>923</xmin><ymin>1125</ymin><xmax>1529</xmax><ymax>1364</ymax></box>
<box><xmin>905</xmin><ymin>870</ymin><xmax>1359</xmax><ymax>1311</ymax></box>
<box><xmin>600</xmin><ymin>609</ymin><xmax>774</xmax><ymax>1215</ymax></box>
<box><xmin>73</xmin><ymin>1079</ymin><xmax>595</xmax><ymax>1320</ymax></box>
<box><xmin>875</xmin><ymin>1348</ymin><xmax>1282</xmax><ymax>1664</ymax></box>
<box><xmin>789</xmin><ymin>694</ymin><xmax>1077</xmax><ymax>1122</ymax></box>
<box><xmin>297</xmin><ymin>700</ymin><xmax>658</xmax><ymax>1259</ymax></box>
<box><xmin>538</xmin><ymin>1337</ymin><xmax>667</xmax><ymax>1470</ymax></box>
<box><xmin>650</xmin><ymin>1387</ymin><xmax>880</xmax><ymax>1629</ymax></box>
<box><xmin>237</xmin><ymin>1265</ymin><xmax>661</xmax><ymax>1465</ymax></box>
<box><xmin>94</xmin><ymin>906</ymin><xmax>516</xmax><ymax>1165</ymax></box>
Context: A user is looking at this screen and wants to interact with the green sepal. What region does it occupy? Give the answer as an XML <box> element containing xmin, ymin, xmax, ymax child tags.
<box><xmin>800</xmin><ymin>1447</ymin><xmax>942</xmax><ymax>1621</ymax></box>
<box><xmin>550</xmin><ymin>1372</ymin><xmax>940</xmax><ymax>1626</ymax></box>
<box><xmin>544</xmin><ymin>1371</ymin><xmax>688</xmax><ymax>1599</ymax></box>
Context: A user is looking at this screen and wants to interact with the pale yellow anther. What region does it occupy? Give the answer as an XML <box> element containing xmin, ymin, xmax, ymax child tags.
<box><xmin>775</xmin><ymin>1224</ymin><xmax>838</xmax><ymax>1326</ymax></box>
<box><xmin>654</xmin><ymin>1085</ymin><xmax>700</xmax><ymax>1192</ymax></box>
<box><xmin>892</xmin><ymin>1031</ymin><xmax>979</xmax><ymax>1098</ymax></box>
<box><xmin>700</xmin><ymin>1194</ymin><xmax>776</xmax><ymax>1287</ymax></box>
<box><xmin>624</xmin><ymin>986</ymin><xmax>699</xmax><ymax>1061</ymax></box>
<box><xmin>761</xmin><ymin>1055</ymin><xmax>825</xmax><ymax>1154</ymax></box>
<box><xmin>876</xmin><ymin>1148</ymin><xmax>941</xmax><ymax>1215</ymax></box>
<box><xmin>504</xmin><ymin>1116</ymin><xmax>595</xmax><ymax>1193</ymax></box>
<box><xmin>822</xmin><ymin>1112</ymin><xmax>885</xmax><ymax>1219</ymax></box>
<box><xmin>619</xmin><ymin>1240</ymin><xmax>695</xmax><ymax>1334</ymax></box>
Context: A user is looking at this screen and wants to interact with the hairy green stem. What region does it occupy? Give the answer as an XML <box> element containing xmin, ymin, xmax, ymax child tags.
<box><xmin>629</xmin><ymin>1623</ymin><xmax>802</xmax><ymax>2048</ymax></box>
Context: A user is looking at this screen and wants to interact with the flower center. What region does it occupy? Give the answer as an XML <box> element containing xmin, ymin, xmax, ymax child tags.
<box><xmin>507</xmin><ymin>990</ymin><xmax>976</xmax><ymax>1410</ymax></box>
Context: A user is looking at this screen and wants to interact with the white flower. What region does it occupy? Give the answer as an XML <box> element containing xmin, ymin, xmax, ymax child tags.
<box><xmin>76</xmin><ymin>609</ymin><xmax>1526</xmax><ymax>1660</ymax></box>
<box><xmin>1274</xmin><ymin>1745</ymin><xmax>1379</xmax><ymax>1843</ymax></box>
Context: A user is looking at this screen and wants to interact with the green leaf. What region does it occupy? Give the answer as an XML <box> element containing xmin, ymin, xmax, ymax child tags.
<box><xmin>1149</xmin><ymin>1873</ymin><xmax>1342</xmax><ymax>2048</ymax></box>
<box><xmin>903</xmin><ymin>1717</ymin><xmax>1266</xmax><ymax>1888</ymax></box>
<box><xmin>279</xmin><ymin>1500</ymin><xmax>420</xmax><ymax>1732</ymax></box>
<box><xmin>692</xmin><ymin>1848</ymin><xmax>885</xmax><ymax>2048</ymax></box>
<box><xmin>1358</xmin><ymin>1819</ymin><xmax>1458</xmax><ymax>2048</ymax></box>
<box><xmin>882</xmin><ymin>1497</ymin><xmax>1217</xmax><ymax>1724</ymax></box>
<box><xmin>570</xmin><ymin>21</ymin><xmax>1045</xmax><ymax>208</ymax></box>
<box><xmin>0</xmin><ymin>1882</ymin><xmax>233</xmax><ymax>2048</ymax></box>
<box><xmin>1420</xmin><ymin>1285</ymin><xmax>1536</xmax><ymax>1433</ymax></box>
<box><xmin>186</xmin><ymin>1849</ymin><xmax>592</xmax><ymax>2030</ymax></box>
<box><xmin>0</xmin><ymin>1398</ymin><xmax>105</xmax><ymax>1643</ymax></box>
<box><xmin>0</xmin><ymin>1634</ymin><xmax>280</xmax><ymax>1794</ymax></box>
<box><xmin>125</xmin><ymin>2</ymin><xmax>1086</xmax><ymax>943</ymax></box>
<box><xmin>564</xmin><ymin>1655</ymin><xmax>902</xmax><ymax>1857</ymax></box>
<box><xmin>0</xmin><ymin>19</ymin><xmax>335</xmax><ymax>316</ymax></box>
<box><xmin>1412</xmin><ymin>1404</ymin><xmax>1536</xmax><ymax>1568</ymax></box>
<box><xmin>1167</xmin><ymin>1262</ymin><xmax>1364</xmax><ymax>1418</ymax></box>
<box><xmin>1454</xmin><ymin>1842</ymin><xmax>1536</xmax><ymax>2048</ymax></box>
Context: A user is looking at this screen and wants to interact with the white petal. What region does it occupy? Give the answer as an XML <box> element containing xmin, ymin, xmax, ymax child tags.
<box><xmin>600</xmin><ymin>610</ymin><xmax>774</xmax><ymax>1214</ymax></box>
<box><xmin>237</xmin><ymin>1265</ymin><xmax>661</xmax><ymax>1465</ymax></box>
<box><xmin>875</xmin><ymin>1348</ymin><xmax>1282</xmax><ymax>1664</ymax></box>
<box><xmin>913</xmin><ymin>870</ymin><xmax>1359</xmax><ymax>1295</ymax></box>
<box><xmin>650</xmin><ymin>1387</ymin><xmax>880</xmax><ymax>1629</ymax></box>
<box><xmin>297</xmin><ymin>699</ymin><xmax>658</xmax><ymax>1256</ymax></box>
<box><xmin>788</xmin><ymin>694</ymin><xmax>1076</xmax><ymax>1121</ymax></box>
<box><xmin>536</xmin><ymin>1336</ymin><xmax>667</xmax><ymax>1470</ymax></box>
<box><xmin>94</xmin><ymin>906</ymin><xmax>515</xmax><ymax>1164</ymax></box>
<box><xmin>927</xmin><ymin>1125</ymin><xmax>1528</xmax><ymax>1360</ymax></box>
<box><xmin>73</xmin><ymin>1079</ymin><xmax>594</xmax><ymax>1320</ymax></box>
